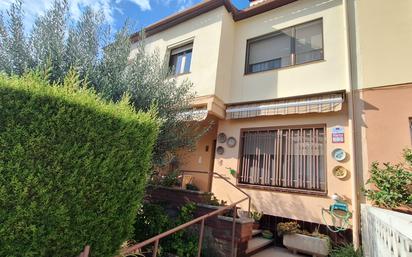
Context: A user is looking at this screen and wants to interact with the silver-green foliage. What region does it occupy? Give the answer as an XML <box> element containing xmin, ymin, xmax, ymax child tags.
<box><xmin>0</xmin><ymin>0</ymin><xmax>31</xmax><ymax>74</ymax></box>
<box><xmin>1</xmin><ymin>0</ymin><xmax>202</xmax><ymax>165</ymax></box>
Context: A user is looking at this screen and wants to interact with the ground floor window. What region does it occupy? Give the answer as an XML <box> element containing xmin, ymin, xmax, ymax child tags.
<box><xmin>239</xmin><ymin>126</ymin><xmax>326</xmax><ymax>192</ymax></box>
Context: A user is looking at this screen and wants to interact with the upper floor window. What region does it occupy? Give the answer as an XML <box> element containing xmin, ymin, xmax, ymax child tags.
<box><xmin>169</xmin><ymin>43</ymin><xmax>193</xmax><ymax>75</ymax></box>
<box><xmin>239</xmin><ymin>126</ymin><xmax>326</xmax><ymax>193</ymax></box>
<box><xmin>245</xmin><ymin>19</ymin><xmax>323</xmax><ymax>74</ymax></box>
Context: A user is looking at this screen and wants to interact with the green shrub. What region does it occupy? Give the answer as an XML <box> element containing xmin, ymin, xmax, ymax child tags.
<box><xmin>0</xmin><ymin>72</ymin><xmax>159</xmax><ymax>257</ymax></box>
<box><xmin>185</xmin><ymin>183</ymin><xmax>199</xmax><ymax>191</ymax></box>
<box><xmin>133</xmin><ymin>203</ymin><xmax>171</xmax><ymax>243</ymax></box>
<box><xmin>163</xmin><ymin>203</ymin><xmax>198</xmax><ymax>257</ymax></box>
<box><xmin>160</xmin><ymin>170</ymin><xmax>181</xmax><ymax>187</ymax></box>
<box><xmin>363</xmin><ymin>149</ymin><xmax>412</xmax><ymax>208</ymax></box>
<box><xmin>133</xmin><ymin>202</ymin><xmax>198</xmax><ymax>257</ymax></box>
<box><xmin>203</xmin><ymin>192</ymin><xmax>227</xmax><ymax>206</ymax></box>
<box><xmin>331</xmin><ymin>244</ymin><xmax>363</xmax><ymax>257</ymax></box>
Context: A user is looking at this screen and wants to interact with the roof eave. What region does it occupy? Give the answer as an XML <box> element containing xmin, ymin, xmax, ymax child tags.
<box><xmin>130</xmin><ymin>0</ymin><xmax>298</xmax><ymax>42</ymax></box>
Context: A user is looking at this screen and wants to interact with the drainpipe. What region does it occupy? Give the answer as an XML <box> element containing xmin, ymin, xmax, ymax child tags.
<box><xmin>343</xmin><ymin>0</ymin><xmax>360</xmax><ymax>249</ymax></box>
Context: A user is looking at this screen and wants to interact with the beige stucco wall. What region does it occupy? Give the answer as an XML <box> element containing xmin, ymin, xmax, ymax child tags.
<box><xmin>130</xmin><ymin>6</ymin><xmax>228</xmax><ymax>98</ymax></box>
<box><xmin>179</xmin><ymin>120</ymin><xmax>217</xmax><ymax>173</ymax></box>
<box><xmin>178</xmin><ymin>119</ymin><xmax>218</xmax><ymax>191</ymax></box>
<box><xmin>211</xmin><ymin>109</ymin><xmax>354</xmax><ymax>224</ymax></box>
<box><xmin>214</xmin><ymin>10</ymin><xmax>235</xmax><ymax>102</ymax></box>
<box><xmin>228</xmin><ymin>0</ymin><xmax>350</xmax><ymax>103</ymax></box>
<box><xmin>354</xmin><ymin>0</ymin><xmax>412</xmax><ymax>89</ymax></box>
<box><xmin>137</xmin><ymin>0</ymin><xmax>350</xmax><ymax>104</ymax></box>
<box><xmin>360</xmin><ymin>85</ymin><xmax>412</xmax><ymax>164</ymax></box>
<box><xmin>136</xmin><ymin>0</ymin><xmax>355</xmax><ymax>224</ymax></box>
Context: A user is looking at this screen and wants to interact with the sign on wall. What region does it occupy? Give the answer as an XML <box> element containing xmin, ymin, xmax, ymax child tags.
<box><xmin>332</xmin><ymin>126</ymin><xmax>345</xmax><ymax>143</ymax></box>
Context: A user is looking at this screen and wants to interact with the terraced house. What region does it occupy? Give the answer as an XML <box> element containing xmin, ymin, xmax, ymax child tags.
<box><xmin>129</xmin><ymin>0</ymin><xmax>412</xmax><ymax>254</ymax></box>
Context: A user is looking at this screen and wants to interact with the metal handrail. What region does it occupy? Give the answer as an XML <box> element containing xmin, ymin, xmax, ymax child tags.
<box><xmin>121</xmin><ymin>197</ymin><xmax>248</xmax><ymax>257</ymax></box>
<box><xmin>180</xmin><ymin>171</ymin><xmax>251</xmax><ymax>217</ymax></box>
<box><xmin>212</xmin><ymin>172</ymin><xmax>251</xmax><ymax>216</ymax></box>
<box><xmin>121</xmin><ymin>181</ymin><xmax>252</xmax><ymax>257</ymax></box>
<box><xmin>121</xmin><ymin>171</ymin><xmax>252</xmax><ymax>257</ymax></box>
<box><xmin>78</xmin><ymin>245</ymin><xmax>90</xmax><ymax>257</ymax></box>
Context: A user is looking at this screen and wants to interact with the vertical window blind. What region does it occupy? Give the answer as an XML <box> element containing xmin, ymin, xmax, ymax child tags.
<box><xmin>239</xmin><ymin>126</ymin><xmax>326</xmax><ymax>192</ymax></box>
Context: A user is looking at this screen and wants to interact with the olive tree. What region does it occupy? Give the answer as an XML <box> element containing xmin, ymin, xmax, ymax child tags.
<box><xmin>0</xmin><ymin>0</ymin><xmax>206</xmax><ymax>165</ymax></box>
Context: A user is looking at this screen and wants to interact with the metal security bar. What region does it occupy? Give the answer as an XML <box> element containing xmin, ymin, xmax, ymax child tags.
<box><xmin>239</xmin><ymin>127</ymin><xmax>326</xmax><ymax>191</ymax></box>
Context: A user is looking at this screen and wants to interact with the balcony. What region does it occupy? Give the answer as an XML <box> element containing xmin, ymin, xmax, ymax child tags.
<box><xmin>361</xmin><ymin>204</ymin><xmax>412</xmax><ymax>257</ymax></box>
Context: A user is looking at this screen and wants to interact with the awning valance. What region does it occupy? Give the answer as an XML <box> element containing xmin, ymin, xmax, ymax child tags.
<box><xmin>178</xmin><ymin>108</ymin><xmax>208</xmax><ymax>121</ymax></box>
<box><xmin>226</xmin><ymin>93</ymin><xmax>344</xmax><ymax>119</ymax></box>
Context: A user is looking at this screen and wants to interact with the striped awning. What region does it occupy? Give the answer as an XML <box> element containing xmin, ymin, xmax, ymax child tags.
<box><xmin>226</xmin><ymin>93</ymin><xmax>344</xmax><ymax>119</ymax></box>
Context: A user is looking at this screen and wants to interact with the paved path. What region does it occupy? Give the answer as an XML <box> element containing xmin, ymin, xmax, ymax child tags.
<box><xmin>251</xmin><ymin>246</ymin><xmax>308</xmax><ymax>257</ymax></box>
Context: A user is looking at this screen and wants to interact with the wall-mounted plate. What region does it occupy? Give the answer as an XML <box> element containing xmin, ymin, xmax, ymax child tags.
<box><xmin>227</xmin><ymin>137</ymin><xmax>237</xmax><ymax>148</ymax></box>
<box><xmin>217</xmin><ymin>133</ymin><xmax>227</xmax><ymax>143</ymax></box>
<box><xmin>216</xmin><ymin>146</ymin><xmax>224</xmax><ymax>155</ymax></box>
<box><xmin>332</xmin><ymin>148</ymin><xmax>347</xmax><ymax>162</ymax></box>
<box><xmin>333</xmin><ymin>166</ymin><xmax>348</xmax><ymax>179</ymax></box>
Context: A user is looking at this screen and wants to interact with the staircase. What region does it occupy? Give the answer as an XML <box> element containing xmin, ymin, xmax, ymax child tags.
<box><xmin>245</xmin><ymin>229</ymin><xmax>274</xmax><ymax>256</ymax></box>
<box><xmin>246</xmin><ymin>229</ymin><xmax>306</xmax><ymax>257</ymax></box>
<box><xmin>251</xmin><ymin>246</ymin><xmax>307</xmax><ymax>257</ymax></box>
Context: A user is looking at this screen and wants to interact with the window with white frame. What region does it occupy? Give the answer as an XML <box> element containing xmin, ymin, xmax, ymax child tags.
<box><xmin>169</xmin><ymin>43</ymin><xmax>193</xmax><ymax>75</ymax></box>
<box><xmin>246</xmin><ymin>19</ymin><xmax>323</xmax><ymax>74</ymax></box>
<box><xmin>239</xmin><ymin>126</ymin><xmax>326</xmax><ymax>192</ymax></box>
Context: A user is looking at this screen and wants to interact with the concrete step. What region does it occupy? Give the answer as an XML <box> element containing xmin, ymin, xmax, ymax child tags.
<box><xmin>246</xmin><ymin>237</ymin><xmax>274</xmax><ymax>255</ymax></box>
<box><xmin>252</xmin><ymin>229</ymin><xmax>263</xmax><ymax>237</ymax></box>
<box><xmin>250</xmin><ymin>246</ymin><xmax>307</xmax><ymax>257</ymax></box>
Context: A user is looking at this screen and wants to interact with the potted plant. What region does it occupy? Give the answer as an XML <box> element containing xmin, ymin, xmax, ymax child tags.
<box><xmin>250</xmin><ymin>211</ymin><xmax>263</xmax><ymax>229</ymax></box>
<box><xmin>277</xmin><ymin>222</ymin><xmax>331</xmax><ymax>257</ymax></box>
<box><xmin>262</xmin><ymin>230</ymin><xmax>273</xmax><ymax>239</ymax></box>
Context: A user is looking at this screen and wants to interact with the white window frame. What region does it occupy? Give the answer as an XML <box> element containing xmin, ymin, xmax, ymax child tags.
<box><xmin>169</xmin><ymin>43</ymin><xmax>193</xmax><ymax>75</ymax></box>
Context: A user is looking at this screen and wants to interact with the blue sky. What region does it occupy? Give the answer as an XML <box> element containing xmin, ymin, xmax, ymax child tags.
<box><xmin>0</xmin><ymin>0</ymin><xmax>250</xmax><ymax>33</ymax></box>
<box><xmin>114</xmin><ymin>0</ymin><xmax>250</xmax><ymax>30</ymax></box>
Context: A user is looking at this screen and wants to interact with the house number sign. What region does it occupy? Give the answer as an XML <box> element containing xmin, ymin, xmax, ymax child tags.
<box><xmin>332</xmin><ymin>126</ymin><xmax>345</xmax><ymax>143</ymax></box>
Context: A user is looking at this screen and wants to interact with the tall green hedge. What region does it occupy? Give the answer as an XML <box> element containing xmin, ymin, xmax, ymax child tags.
<box><xmin>0</xmin><ymin>72</ymin><xmax>159</xmax><ymax>257</ymax></box>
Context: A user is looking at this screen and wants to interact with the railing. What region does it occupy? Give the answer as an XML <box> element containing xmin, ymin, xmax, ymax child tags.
<box><xmin>122</xmin><ymin>172</ymin><xmax>251</xmax><ymax>257</ymax></box>
<box><xmin>78</xmin><ymin>245</ymin><xmax>90</xmax><ymax>257</ymax></box>
<box><xmin>361</xmin><ymin>204</ymin><xmax>412</xmax><ymax>257</ymax></box>
<box><xmin>212</xmin><ymin>172</ymin><xmax>251</xmax><ymax>216</ymax></box>
<box><xmin>181</xmin><ymin>171</ymin><xmax>251</xmax><ymax>216</ymax></box>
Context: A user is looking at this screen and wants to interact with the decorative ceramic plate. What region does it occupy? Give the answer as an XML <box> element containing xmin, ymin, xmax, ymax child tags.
<box><xmin>333</xmin><ymin>166</ymin><xmax>348</xmax><ymax>179</ymax></box>
<box><xmin>332</xmin><ymin>148</ymin><xmax>346</xmax><ymax>162</ymax></box>
<box><xmin>227</xmin><ymin>137</ymin><xmax>237</xmax><ymax>148</ymax></box>
<box><xmin>217</xmin><ymin>133</ymin><xmax>227</xmax><ymax>143</ymax></box>
<box><xmin>216</xmin><ymin>146</ymin><xmax>224</xmax><ymax>155</ymax></box>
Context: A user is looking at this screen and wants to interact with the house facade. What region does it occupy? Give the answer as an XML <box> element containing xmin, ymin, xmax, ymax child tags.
<box><xmin>349</xmin><ymin>0</ymin><xmax>412</xmax><ymax>187</ymax></box>
<box><xmin>130</xmin><ymin>0</ymin><xmax>412</xmax><ymax>247</ymax></box>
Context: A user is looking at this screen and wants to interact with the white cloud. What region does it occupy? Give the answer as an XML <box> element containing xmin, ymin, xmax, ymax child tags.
<box><xmin>176</xmin><ymin>0</ymin><xmax>194</xmax><ymax>11</ymax></box>
<box><xmin>0</xmin><ymin>0</ymin><xmax>198</xmax><ymax>33</ymax></box>
<box><xmin>128</xmin><ymin>0</ymin><xmax>151</xmax><ymax>11</ymax></box>
<box><xmin>0</xmin><ymin>0</ymin><xmax>54</xmax><ymax>30</ymax></box>
<box><xmin>157</xmin><ymin>0</ymin><xmax>194</xmax><ymax>11</ymax></box>
<box><xmin>0</xmin><ymin>0</ymin><xmax>153</xmax><ymax>31</ymax></box>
